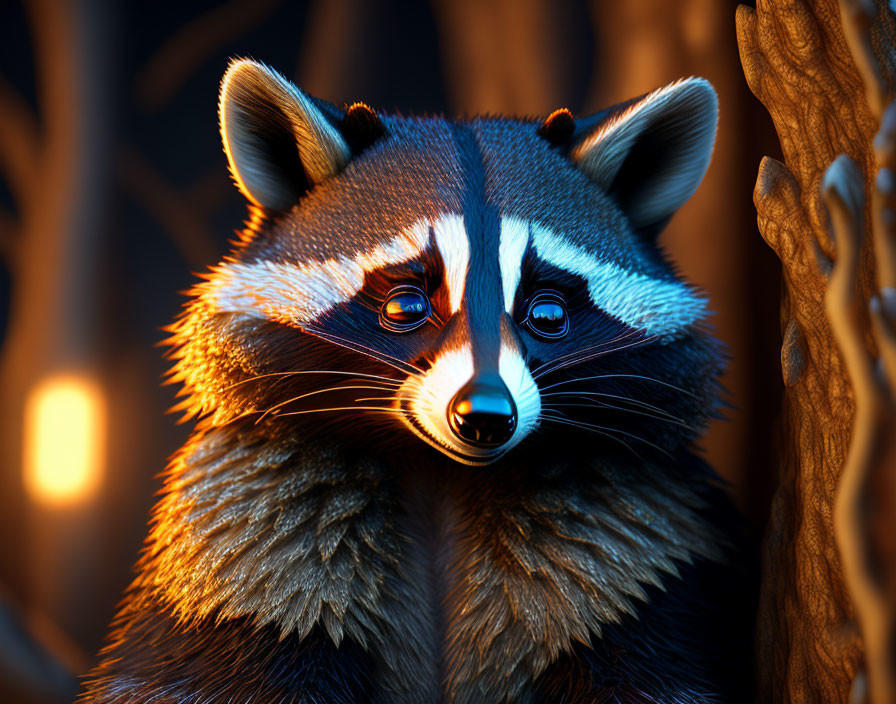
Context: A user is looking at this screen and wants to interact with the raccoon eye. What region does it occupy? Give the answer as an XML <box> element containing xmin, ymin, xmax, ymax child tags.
<box><xmin>380</xmin><ymin>286</ymin><xmax>431</xmax><ymax>332</ymax></box>
<box><xmin>524</xmin><ymin>291</ymin><xmax>569</xmax><ymax>339</ymax></box>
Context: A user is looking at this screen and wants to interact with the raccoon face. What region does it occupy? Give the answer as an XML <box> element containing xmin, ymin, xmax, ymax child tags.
<box><xmin>168</xmin><ymin>60</ymin><xmax>721</xmax><ymax>466</ymax></box>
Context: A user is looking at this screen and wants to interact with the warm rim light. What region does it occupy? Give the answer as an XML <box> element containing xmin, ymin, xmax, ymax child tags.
<box><xmin>23</xmin><ymin>374</ymin><xmax>105</xmax><ymax>505</ymax></box>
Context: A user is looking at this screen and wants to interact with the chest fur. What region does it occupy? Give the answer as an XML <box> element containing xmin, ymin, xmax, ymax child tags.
<box><xmin>138</xmin><ymin>427</ymin><xmax>719</xmax><ymax>703</ymax></box>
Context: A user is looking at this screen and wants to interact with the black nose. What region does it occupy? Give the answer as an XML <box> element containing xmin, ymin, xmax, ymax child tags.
<box><xmin>448</xmin><ymin>377</ymin><xmax>517</xmax><ymax>447</ymax></box>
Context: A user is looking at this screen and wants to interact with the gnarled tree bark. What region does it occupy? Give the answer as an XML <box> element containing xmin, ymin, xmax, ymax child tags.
<box><xmin>737</xmin><ymin>0</ymin><xmax>896</xmax><ymax>701</ymax></box>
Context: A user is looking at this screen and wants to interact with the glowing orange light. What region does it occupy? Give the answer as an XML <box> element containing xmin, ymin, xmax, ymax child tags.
<box><xmin>24</xmin><ymin>374</ymin><xmax>105</xmax><ymax>504</ymax></box>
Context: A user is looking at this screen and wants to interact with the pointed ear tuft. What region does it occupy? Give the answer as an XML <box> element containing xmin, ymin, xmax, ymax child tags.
<box><xmin>341</xmin><ymin>102</ymin><xmax>385</xmax><ymax>154</ymax></box>
<box><xmin>538</xmin><ymin>108</ymin><xmax>575</xmax><ymax>145</ymax></box>
<box><xmin>219</xmin><ymin>58</ymin><xmax>350</xmax><ymax>211</ymax></box>
<box><xmin>572</xmin><ymin>78</ymin><xmax>718</xmax><ymax>238</ymax></box>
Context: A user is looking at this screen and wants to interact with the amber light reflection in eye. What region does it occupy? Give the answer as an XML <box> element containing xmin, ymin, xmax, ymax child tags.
<box><xmin>380</xmin><ymin>286</ymin><xmax>431</xmax><ymax>331</ymax></box>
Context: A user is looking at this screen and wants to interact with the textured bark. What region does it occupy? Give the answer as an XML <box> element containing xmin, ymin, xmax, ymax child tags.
<box><xmin>737</xmin><ymin>0</ymin><xmax>896</xmax><ymax>701</ymax></box>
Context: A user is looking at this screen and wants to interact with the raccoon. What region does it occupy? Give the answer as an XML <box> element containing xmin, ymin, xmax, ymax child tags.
<box><xmin>83</xmin><ymin>59</ymin><xmax>752</xmax><ymax>703</ymax></box>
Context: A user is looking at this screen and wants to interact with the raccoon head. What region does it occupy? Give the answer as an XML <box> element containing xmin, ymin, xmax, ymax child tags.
<box><xmin>167</xmin><ymin>59</ymin><xmax>722</xmax><ymax>467</ymax></box>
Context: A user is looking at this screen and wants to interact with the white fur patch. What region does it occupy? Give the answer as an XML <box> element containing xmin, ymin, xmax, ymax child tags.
<box><xmin>400</xmin><ymin>343</ymin><xmax>476</xmax><ymax>462</ymax></box>
<box><xmin>530</xmin><ymin>223</ymin><xmax>707</xmax><ymax>338</ymax></box>
<box><xmin>201</xmin><ymin>219</ymin><xmax>432</xmax><ymax>325</ymax></box>
<box><xmin>498</xmin><ymin>335</ymin><xmax>541</xmax><ymax>442</ymax></box>
<box><xmin>499</xmin><ymin>216</ymin><xmax>530</xmax><ymax>314</ymax></box>
<box><xmin>398</xmin><ymin>335</ymin><xmax>540</xmax><ymax>465</ymax></box>
<box><xmin>433</xmin><ymin>214</ymin><xmax>470</xmax><ymax>314</ymax></box>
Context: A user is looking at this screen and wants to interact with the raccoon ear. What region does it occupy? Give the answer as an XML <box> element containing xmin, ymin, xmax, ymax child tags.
<box><xmin>219</xmin><ymin>59</ymin><xmax>351</xmax><ymax>211</ymax></box>
<box><xmin>572</xmin><ymin>77</ymin><xmax>717</xmax><ymax>239</ymax></box>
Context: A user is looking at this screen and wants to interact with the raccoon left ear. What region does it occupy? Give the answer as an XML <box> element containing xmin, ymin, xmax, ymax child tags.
<box><xmin>219</xmin><ymin>59</ymin><xmax>351</xmax><ymax>211</ymax></box>
<box><xmin>572</xmin><ymin>78</ymin><xmax>718</xmax><ymax>239</ymax></box>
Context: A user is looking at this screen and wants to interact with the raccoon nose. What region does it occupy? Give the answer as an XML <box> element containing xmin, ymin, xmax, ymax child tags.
<box><xmin>448</xmin><ymin>377</ymin><xmax>517</xmax><ymax>447</ymax></box>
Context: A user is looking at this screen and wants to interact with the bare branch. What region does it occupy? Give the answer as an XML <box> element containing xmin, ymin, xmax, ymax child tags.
<box><xmin>185</xmin><ymin>168</ymin><xmax>231</xmax><ymax>216</ymax></box>
<box><xmin>826</xmin><ymin>4</ymin><xmax>896</xmax><ymax>703</ymax></box>
<box><xmin>0</xmin><ymin>590</ymin><xmax>79</xmax><ymax>703</ymax></box>
<box><xmin>118</xmin><ymin>146</ymin><xmax>219</xmax><ymax>267</ymax></box>
<box><xmin>0</xmin><ymin>73</ymin><xmax>40</xmax><ymax>209</ymax></box>
<box><xmin>136</xmin><ymin>0</ymin><xmax>282</xmax><ymax>111</ymax></box>
<box><xmin>431</xmin><ymin>0</ymin><xmax>569</xmax><ymax>114</ymax></box>
<box><xmin>824</xmin><ymin>155</ymin><xmax>875</xmax><ymax>404</ymax></box>
<box><xmin>873</xmin><ymin>104</ymin><xmax>896</xmax><ymax>287</ymax></box>
<box><xmin>0</xmin><ymin>207</ymin><xmax>18</xmax><ymax>265</ymax></box>
<box><xmin>840</xmin><ymin>0</ymin><xmax>889</xmax><ymax>118</ymax></box>
<box><xmin>830</xmin><ymin>156</ymin><xmax>896</xmax><ymax>700</ymax></box>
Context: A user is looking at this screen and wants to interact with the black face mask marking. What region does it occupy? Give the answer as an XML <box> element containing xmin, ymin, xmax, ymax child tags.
<box><xmin>88</xmin><ymin>61</ymin><xmax>742</xmax><ymax>704</ymax></box>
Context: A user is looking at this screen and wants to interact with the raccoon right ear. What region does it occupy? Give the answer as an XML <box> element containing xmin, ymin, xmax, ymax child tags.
<box><xmin>571</xmin><ymin>78</ymin><xmax>717</xmax><ymax>240</ymax></box>
<box><xmin>219</xmin><ymin>59</ymin><xmax>351</xmax><ymax>211</ymax></box>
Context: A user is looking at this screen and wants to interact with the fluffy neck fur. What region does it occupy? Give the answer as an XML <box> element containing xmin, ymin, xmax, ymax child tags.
<box><xmin>134</xmin><ymin>421</ymin><xmax>721</xmax><ymax>703</ymax></box>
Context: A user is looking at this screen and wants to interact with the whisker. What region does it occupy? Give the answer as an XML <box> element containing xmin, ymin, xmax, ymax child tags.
<box><xmin>540</xmin><ymin>410</ymin><xmax>672</xmax><ymax>459</ymax></box>
<box><xmin>221</xmin><ymin>369</ymin><xmax>402</xmax><ymax>392</ymax></box>
<box><xmin>538</xmin><ymin>373</ymin><xmax>699</xmax><ymax>398</ymax></box>
<box><xmin>533</xmin><ymin>335</ymin><xmax>656</xmax><ymax>379</ymax></box>
<box><xmin>540</xmin><ymin>390</ymin><xmax>683</xmax><ymax>421</ymax></box>
<box><xmin>529</xmin><ymin>330</ymin><xmax>641</xmax><ymax>377</ymax></box>
<box><xmin>278</xmin><ymin>406</ymin><xmax>412</xmax><ymax>418</ymax></box>
<box><xmin>541</xmin><ymin>401</ymin><xmax>696</xmax><ymax>432</ymax></box>
<box><xmin>304</xmin><ymin>326</ymin><xmax>424</xmax><ymax>376</ymax></box>
<box><xmin>528</xmin><ymin>331</ymin><xmax>636</xmax><ymax>375</ymax></box>
<box><xmin>254</xmin><ymin>385</ymin><xmax>396</xmax><ymax>424</ymax></box>
<box><xmin>539</xmin><ymin>412</ymin><xmax>644</xmax><ymax>462</ymax></box>
<box><xmin>532</xmin><ymin>340</ymin><xmax>641</xmax><ymax>381</ymax></box>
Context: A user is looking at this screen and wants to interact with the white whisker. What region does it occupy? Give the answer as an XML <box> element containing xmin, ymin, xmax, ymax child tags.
<box><xmin>278</xmin><ymin>406</ymin><xmax>412</xmax><ymax>418</ymax></box>
<box><xmin>540</xmin><ymin>412</ymin><xmax>644</xmax><ymax>462</ymax></box>
<box><xmin>529</xmin><ymin>330</ymin><xmax>641</xmax><ymax>377</ymax></box>
<box><xmin>304</xmin><ymin>326</ymin><xmax>424</xmax><ymax>376</ymax></box>
<box><xmin>541</xmin><ymin>400</ymin><xmax>696</xmax><ymax>432</ymax></box>
<box><xmin>221</xmin><ymin>369</ymin><xmax>401</xmax><ymax>392</ymax></box>
<box><xmin>540</xmin><ymin>390</ymin><xmax>685</xmax><ymax>421</ymax></box>
<box><xmin>540</xmin><ymin>410</ymin><xmax>672</xmax><ymax>459</ymax></box>
<box><xmin>533</xmin><ymin>334</ymin><xmax>656</xmax><ymax>379</ymax></box>
<box><xmin>255</xmin><ymin>385</ymin><xmax>396</xmax><ymax>424</ymax></box>
<box><xmin>538</xmin><ymin>373</ymin><xmax>699</xmax><ymax>398</ymax></box>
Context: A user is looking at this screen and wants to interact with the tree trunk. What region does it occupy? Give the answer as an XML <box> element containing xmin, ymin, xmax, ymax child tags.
<box><xmin>737</xmin><ymin>0</ymin><xmax>896</xmax><ymax>699</ymax></box>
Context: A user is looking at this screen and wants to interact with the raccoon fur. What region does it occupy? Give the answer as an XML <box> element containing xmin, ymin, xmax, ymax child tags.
<box><xmin>82</xmin><ymin>59</ymin><xmax>753</xmax><ymax>704</ymax></box>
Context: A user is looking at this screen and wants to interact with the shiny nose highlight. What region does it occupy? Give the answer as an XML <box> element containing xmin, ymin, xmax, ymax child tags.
<box><xmin>447</xmin><ymin>377</ymin><xmax>517</xmax><ymax>447</ymax></box>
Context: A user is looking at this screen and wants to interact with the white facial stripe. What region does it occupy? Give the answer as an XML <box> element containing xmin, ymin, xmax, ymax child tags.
<box><xmin>499</xmin><ymin>216</ymin><xmax>530</xmax><ymax>314</ymax></box>
<box><xmin>498</xmin><ymin>340</ymin><xmax>541</xmax><ymax>443</ymax></box>
<box><xmin>206</xmin><ymin>258</ymin><xmax>363</xmax><ymax>326</ymax></box>
<box><xmin>530</xmin><ymin>223</ymin><xmax>707</xmax><ymax>338</ymax></box>
<box><xmin>201</xmin><ymin>219</ymin><xmax>431</xmax><ymax>325</ymax></box>
<box><xmin>433</xmin><ymin>214</ymin><xmax>470</xmax><ymax>314</ymax></box>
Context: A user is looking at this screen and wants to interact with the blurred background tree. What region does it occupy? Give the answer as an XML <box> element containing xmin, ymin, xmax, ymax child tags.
<box><xmin>0</xmin><ymin>1</ymin><xmax>779</xmax><ymax>701</ymax></box>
